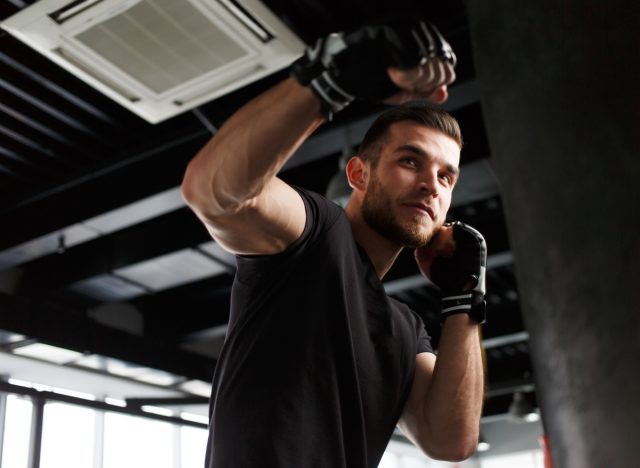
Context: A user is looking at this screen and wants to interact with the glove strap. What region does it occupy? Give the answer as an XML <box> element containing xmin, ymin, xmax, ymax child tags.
<box><xmin>291</xmin><ymin>34</ymin><xmax>354</xmax><ymax>121</ymax></box>
<box><xmin>309</xmin><ymin>72</ymin><xmax>354</xmax><ymax>121</ymax></box>
<box><xmin>441</xmin><ymin>291</ymin><xmax>486</xmax><ymax>324</ymax></box>
<box><xmin>442</xmin><ymin>292</ymin><xmax>474</xmax><ymax>315</ymax></box>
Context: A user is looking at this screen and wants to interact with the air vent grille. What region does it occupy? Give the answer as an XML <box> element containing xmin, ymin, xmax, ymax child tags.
<box><xmin>1</xmin><ymin>0</ymin><xmax>304</xmax><ymax>122</ymax></box>
<box><xmin>75</xmin><ymin>0</ymin><xmax>247</xmax><ymax>94</ymax></box>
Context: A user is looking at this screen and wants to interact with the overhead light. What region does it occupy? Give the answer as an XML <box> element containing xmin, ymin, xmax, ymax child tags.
<box><xmin>75</xmin><ymin>354</ymin><xmax>182</xmax><ymax>386</ymax></box>
<box><xmin>179</xmin><ymin>380</ymin><xmax>213</xmax><ymax>398</ymax></box>
<box><xmin>114</xmin><ymin>249</ymin><xmax>227</xmax><ymax>292</ymax></box>
<box><xmin>12</xmin><ymin>343</ymin><xmax>84</xmax><ymax>365</ymax></box>
<box><xmin>509</xmin><ymin>391</ymin><xmax>539</xmax><ymax>423</ymax></box>
<box><xmin>69</xmin><ymin>274</ymin><xmax>147</xmax><ymax>301</ymax></box>
<box><xmin>180</xmin><ymin>412</ymin><xmax>209</xmax><ymax>425</ymax></box>
<box><xmin>134</xmin><ymin>369</ymin><xmax>183</xmax><ymax>387</ymax></box>
<box><xmin>0</xmin><ymin>330</ymin><xmax>27</xmax><ymax>346</ymax></box>
<box><xmin>7</xmin><ymin>378</ymin><xmax>34</xmax><ymax>388</ymax></box>
<box><xmin>75</xmin><ymin>354</ymin><xmax>143</xmax><ymax>376</ymax></box>
<box><xmin>8</xmin><ymin>378</ymin><xmax>52</xmax><ymax>393</ymax></box>
<box><xmin>525</xmin><ymin>412</ymin><xmax>541</xmax><ymax>422</ymax></box>
<box><xmin>51</xmin><ymin>386</ymin><xmax>96</xmax><ymax>401</ymax></box>
<box><xmin>477</xmin><ymin>436</ymin><xmax>490</xmax><ymax>452</ymax></box>
<box><xmin>105</xmin><ymin>397</ymin><xmax>127</xmax><ymax>407</ymax></box>
<box><xmin>142</xmin><ymin>405</ymin><xmax>174</xmax><ymax>417</ymax></box>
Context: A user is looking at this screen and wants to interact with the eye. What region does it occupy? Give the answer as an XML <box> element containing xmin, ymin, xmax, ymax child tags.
<box><xmin>400</xmin><ymin>157</ymin><xmax>418</xmax><ymax>167</ymax></box>
<box><xmin>438</xmin><ymin>172</ymin><xmax>453</xmax><ymax>185</ymax></box>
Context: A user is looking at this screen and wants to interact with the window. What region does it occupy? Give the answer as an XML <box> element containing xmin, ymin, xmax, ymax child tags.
<box><xmin>180</xmin><ymin>425</ymin><xmax>208</xmax><ymax>468</ymax></box>
<box><xmin>1</xmin><ymin>395</ymin><xmax>33</xmax><ymax>468</ymax></box>
<box><xmin>40</xmin><ymin>402</ymin><xmax>96</xmax><ymax>468</ymax></box>
<box><xmin>103</xmin><ymin>412</ymin><xmax>174</xmax><ymax>468</ymax></box>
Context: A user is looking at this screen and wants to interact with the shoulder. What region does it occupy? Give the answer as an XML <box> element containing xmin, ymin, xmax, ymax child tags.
<box><xmin>234</xmin><ymin>187</ymin><xmax>345</xmax><ymax>276</ymax></box>
<box><xmin>292</xmin><ymin>186</ymin><xmax>344</xmax><ymax>228</ymax></box>
<box><xmin>387</xmin><ymin>296</ymin><xmax>424</xmax><ymax>325</ymax></box>
<box><xmin>387</xmin><ymin>296</ymin><xmax>435</xmax><ymax>354</ymax></box>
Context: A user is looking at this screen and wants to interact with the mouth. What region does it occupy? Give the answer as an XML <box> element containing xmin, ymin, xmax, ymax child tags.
<box><xmin>401</xmin><ymin>202</ymin><xmax>435</xmax><ymax>220</ymax></box>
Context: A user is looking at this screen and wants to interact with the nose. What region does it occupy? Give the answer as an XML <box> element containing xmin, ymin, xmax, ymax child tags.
<box><xmin>417</xmin><ymin>170</ymin><xmax>438</xmax><ymax>196</ymax></box>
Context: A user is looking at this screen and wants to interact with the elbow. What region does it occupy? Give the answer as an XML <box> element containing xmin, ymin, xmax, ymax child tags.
<box><xmin>181</xmin><ymin>157</ymin><xmax>235</xmax><ymax>219</ymax></box>
<box><xmin>180</xmin><ymin>163</ymin><xmax>207</xmax><ymax>216</ymax></box>
<box><xmin>443</xmin><ymin>442</ymin><xmax>478</xmax><ymax>462</ymax></box>
<box><xmin>180</xmin><ymin>164</ymin><xmax>201</xmax><ymax>210</ymax></box>
<box><xmin>425</xmin><ymin>443</ymin><xmax>477</xmax><ymax>463</ymax></box>
<box><xmin>421</xmin><ymin>431</ymin><xmax>479</xmax><ymax>462</ymax></box>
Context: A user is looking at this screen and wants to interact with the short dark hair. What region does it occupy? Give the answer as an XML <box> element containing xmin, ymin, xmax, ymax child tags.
<box><xmin>358</xmin><ymin>102</ymin><xmax>463</xmax><ymax>166</ymax></box>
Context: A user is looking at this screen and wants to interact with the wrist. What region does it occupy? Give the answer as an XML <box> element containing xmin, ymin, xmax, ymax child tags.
<box><xmin>286</xmin><ymin>78</ymin><xmax>327</xmax><ymax>122</ymax></box>
<box><xmin>440</xmin><ymin>291</ymin><xmax>486</xmax><ymax>324</ymax></box>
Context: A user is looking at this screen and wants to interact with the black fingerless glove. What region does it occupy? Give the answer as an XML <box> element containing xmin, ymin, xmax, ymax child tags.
<box><xmin>431</xmin><ymin>221</ymin><xmax>487</xmax><ymax>324</ymax></box>
<box><xmin>291</xmin><ymin>18</ymin><xmax>456</xmax><ymax>120</ymax></box>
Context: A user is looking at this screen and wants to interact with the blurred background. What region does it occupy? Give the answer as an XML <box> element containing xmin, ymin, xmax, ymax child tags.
<box><xmin>1</xmin><ymin>1</ymin><xmax>637</xmax><ymax>467</ymax></box>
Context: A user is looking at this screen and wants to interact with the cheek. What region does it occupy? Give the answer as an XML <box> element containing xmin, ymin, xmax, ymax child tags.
<box><xmin>437</xmin><ymin>189</ymin><xmax>453</xmax><ymax>212</ymax></box>
<box><xmin>393</xmin><ymin>171</ymin><xmax>420</xmax><ymax>191</ymax></box>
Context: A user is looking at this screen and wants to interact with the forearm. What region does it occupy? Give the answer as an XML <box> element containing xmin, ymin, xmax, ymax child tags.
<box><xmin>182</xmin><ymin>78</ymin><xmax>324</xmax><ymax>218</ymax></box>
<box><xmin>423</xmin><ymin>315</ymin><xmax>484</xmax><ymax>459</ymax></box>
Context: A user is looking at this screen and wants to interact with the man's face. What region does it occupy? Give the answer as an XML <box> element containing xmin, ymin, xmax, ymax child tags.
<box><xmin>361</xmin><ymin>121</ymin><xmax>461</xmax><ymax>248</ymax></box>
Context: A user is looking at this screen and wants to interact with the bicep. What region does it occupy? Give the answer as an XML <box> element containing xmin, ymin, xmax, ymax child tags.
<box><xmin>398</xmin><ymin>352</ymin><xmax>437</xmax><ymax>445</ymax></box>
<box><xmin>202</xmin><ymin>178</ymin><xmax>306</xmax><ymax>255</ymax></box>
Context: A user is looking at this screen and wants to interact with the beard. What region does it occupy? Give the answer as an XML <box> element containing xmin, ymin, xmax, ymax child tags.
<box><xmin>361</xmin><ymin>172</ymin><xmax>439</xmax><ymax>248</ymax></box>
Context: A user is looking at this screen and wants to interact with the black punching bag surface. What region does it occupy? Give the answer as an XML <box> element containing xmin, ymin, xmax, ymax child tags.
<box><xmin>465</xmin><ymin>2</ymin><xmax>640</xmax><ymax>467</ymax></box>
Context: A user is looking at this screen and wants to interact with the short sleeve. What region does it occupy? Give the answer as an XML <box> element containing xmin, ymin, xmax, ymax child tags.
<box><xmin>417</xmin><ymin>324</ymin><xmax>435</xmax><ymax>355</ymax></box>
<box><xmin>234</xmin><ymin>186</ymin><xmax>341</xmax><ymax>285</ymax></box>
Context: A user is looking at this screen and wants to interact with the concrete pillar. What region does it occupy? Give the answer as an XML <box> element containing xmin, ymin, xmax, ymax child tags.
<box><xmin>465</xmin><ymin>2</ymin><xmax>640</xmax><ymax>467</ymax></box>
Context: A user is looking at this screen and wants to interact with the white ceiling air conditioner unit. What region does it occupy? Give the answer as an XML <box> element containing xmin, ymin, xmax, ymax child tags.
<box><xmin>1</xmin><ymin>0</ymin><xmax>305</xmax><ymax>123</ymax></box>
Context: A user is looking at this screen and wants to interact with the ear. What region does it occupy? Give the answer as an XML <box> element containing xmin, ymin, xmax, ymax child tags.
<box><xmin>346</xmin><ymin>156</ymin><xmax>369</xmax><ymax>192</ymax></box>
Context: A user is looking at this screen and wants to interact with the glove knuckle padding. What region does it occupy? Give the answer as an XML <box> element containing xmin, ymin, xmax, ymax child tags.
<box><xmin>431</xmin><ymin>222</ymin><xmax>487</xmax><ymax>295</ymax></box>
<box><xmin>334</xmin><ymin>20</ymin><xmax>426</xmax><ymax>100</ymax></box>
<box><xmin>291</xmin><ymin>17</ymin><xmax>455</xmax><ymax>118</ymax></box>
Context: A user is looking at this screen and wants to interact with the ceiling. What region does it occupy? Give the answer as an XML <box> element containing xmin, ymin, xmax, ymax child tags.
<box><xmin>0</xmin><ymin>0</ymin><xmax>537</xmax><ymax>429</ymax></box>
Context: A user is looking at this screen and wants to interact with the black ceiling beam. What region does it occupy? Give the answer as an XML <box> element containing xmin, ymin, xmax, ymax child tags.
<box><xmin>0</xmin><ymin>128</ymin><xmax>209</xmax><ymax>248</ymax></box>
<box><xmin>0</xmin><ymin>122</ymin><xmax>70</xmax><ymax>165</ymax></box>
<box><xmin>0</xmin><ymin>152</ymin><xmax>31</xmax><ymax>178</ymax></box>
<box><xmin>0</xmin><ymin>136</ymin><xmax>59</xmax><ymax>170</ymax></box>
<box><xmin>0</xmin><ymin>100</ymin><xmax>78</xmax><ymax>148</ymax></box>
<box><xmin>0</xmin><ymin>60</ymin><xmax>147</xmax><ymax>152</ymax></box>
<box><xmin>0</xmin><ymin>50</ymin><xmax>128</xmax><ymax>131</ymax></box>
<box><xmin>0</xmin><ymin>119</ymin><xmax>88</xmax><ymax>167</ymax></box>
<box><xmin>0</xmin><ymin>89</ymin><xmax>118</xmax><ymax>155</ymax></box>
<box><xmin>0</xmin><ymin>73</ymin><xmax>103</xmax><ymax>141</ymax></box>
<box><xmin>0</xmin><ymin>292</ymin><xmax>216</xmax><ymax>382</ymax></box>
<box><xmin>0</xmin><ymin>381</ymin><xmax>207</xmax><ymax>429</ymax></box>
<box><xmin>18</xmin><ymin>207</ymin><xmax>213</xmax><ymax>293</ymax></box>
<box><xmin>125</xmin><ymin>396</ymin><xmax>209</xmax><ymax>407</ymax></box>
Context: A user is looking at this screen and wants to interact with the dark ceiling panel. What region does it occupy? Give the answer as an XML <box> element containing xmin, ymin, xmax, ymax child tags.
<box><xmin>0</xmin><ymin>291</ymin><xmax>216</xmax><ymax>381</ymax></box>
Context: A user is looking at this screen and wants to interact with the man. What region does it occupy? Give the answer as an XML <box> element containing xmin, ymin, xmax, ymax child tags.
<box><xmin>182</xmin><ymin>18</ymin><xmax>486</xmax><ymax>468</ymax></box>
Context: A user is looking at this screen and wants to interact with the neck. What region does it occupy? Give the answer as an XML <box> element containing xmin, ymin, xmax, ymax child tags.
<box><xmin>344</xmin><ymin>200</ymin><xmax>403</xmax><ymax>279</ymax></box>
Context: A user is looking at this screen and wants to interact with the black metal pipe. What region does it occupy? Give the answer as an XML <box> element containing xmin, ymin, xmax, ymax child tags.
<box><xmin>0</xmin><ymin>381</ymin><xmax>208</xmax><ymax>430</ymax></box>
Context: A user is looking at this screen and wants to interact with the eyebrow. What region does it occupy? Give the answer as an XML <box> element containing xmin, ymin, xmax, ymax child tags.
<box><xmin>394</xmin><ymin>144</ymin><xmax>460</xmax><ymax>176</ymax></box>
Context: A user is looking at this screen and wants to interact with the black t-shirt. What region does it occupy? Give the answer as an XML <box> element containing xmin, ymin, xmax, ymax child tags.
<box><xmin>205</xmin><ymin>188</ymin><xmax>434</xmax><ymax>468</ymax></box>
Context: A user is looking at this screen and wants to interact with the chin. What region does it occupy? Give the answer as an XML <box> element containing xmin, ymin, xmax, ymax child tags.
<box><xmin>369</xmin><ymin>220</ymin><xmax>432</xmax><ymax>249</ymax></box>
<box><xmin>398</xmin><ymin>223</ymin><xmax>437</xmax><ymax>248</ymax></box>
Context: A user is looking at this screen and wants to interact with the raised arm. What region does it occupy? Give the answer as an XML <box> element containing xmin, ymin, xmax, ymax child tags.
<box><xmin>182</xmin><ymin>18</ymin><xmax>457</xmax><ymax>255</ymax></box>
<box><xmin>399</xmin><ymin>223</ymin><xmax>487</xmax><ymax>461</ymax></box>
<box><xmin>181</xmin><ymin>79</ymin><xmax>322</xmax><ymax>255</ymax></box>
